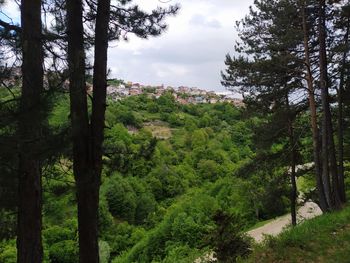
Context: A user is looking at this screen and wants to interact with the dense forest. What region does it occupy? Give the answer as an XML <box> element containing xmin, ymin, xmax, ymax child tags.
<box><xmin>0</xmin><ymin>0</ymin><xmax>350</xmax><ymax>262</ymax></box>
<box><xmin>0</xmin><ymin>89</ymin><xmax>316</xmax><ymax>262</ymax></box>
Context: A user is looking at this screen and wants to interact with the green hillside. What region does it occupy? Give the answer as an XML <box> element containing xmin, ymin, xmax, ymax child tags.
<box><xmin>0</xmin><ymin>91</ymin><xmax>292</xmax><ymax>262</ymax></box>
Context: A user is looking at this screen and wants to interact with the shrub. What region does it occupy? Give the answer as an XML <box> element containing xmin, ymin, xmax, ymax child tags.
<box><xmin>49</xmin><ymin>240</ymin><xmax>78</xmax><ymax>263</ymax></box>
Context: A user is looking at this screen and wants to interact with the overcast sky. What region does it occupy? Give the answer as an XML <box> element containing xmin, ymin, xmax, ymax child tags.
<box><xmin>1</xmin><ymin>0</ymin><xmax>255</xmax><ymax>92</ymax></box>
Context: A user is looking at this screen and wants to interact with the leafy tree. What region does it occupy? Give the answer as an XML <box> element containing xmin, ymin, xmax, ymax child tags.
<box><xmin>102</xmin><ymin>175</ymin><xmax>137</xmax><ymax>223</ymax></box>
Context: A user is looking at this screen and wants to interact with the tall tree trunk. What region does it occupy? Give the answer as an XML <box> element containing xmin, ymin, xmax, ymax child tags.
<box><xmin>88</xmin><ymin>0</ymin><xmax>111</xmax><ymax>261</ymax></box>
<box><xmin>301</xmin><ymin>0</ymin><xmax>328</xmax><ymax>212</ymax></box>
<box><xmin>67</xmin><ymin>0</ymin><xmax>111</xmax><ymax>261</ymax></box>
<box><xmin>289</xmin><ymin>119</ymin><xmax>297</xmax><ymax>226</ymax></box>
<box><xmin>66</xmin><ymin>1</ymin><xmax>96</xmax><ymax>262</ymax></box>
<box><xmin>17</xmin><ymin>0</ymin><xmax>44</xmax><ymax>262</ymax></box>
<box><xmin>337</xmin><ymin>17</ymin><xmax>349</xmax><ymax>204</ymax></box>
<box><xmin>319</xmin><ymin>0</ymin><xmax>341</xmax><ymax>209</ymax></box>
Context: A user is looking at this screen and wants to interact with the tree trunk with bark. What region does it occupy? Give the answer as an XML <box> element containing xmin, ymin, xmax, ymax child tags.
<box><xmin>17</xmin><ymin>0</ymin><xmax>44</xmax><ymax>262</ymax></box>
<box><xmin>289</xmin><ymin>120</ymin><xmax>297</xmax><ymax>226</ymax></box>
<box><xmin>300</xmin><ymin>0</ymin><xmax>328</xmax><ymax>212</ymax></box>
<box><xmin>66</xmin><ymin>0</ymin><xmax>96</xmax><ymax>262</ymax></box>
<box><xmin>337</xmin><ymin>16</ymin><xmax>349</xmax><ymax>204</ymax></box>
<box><xmin>88</xmin><ymin>0</ymin><xmax>111</xmax><ymax>261</ymax></box>
<box><xmin>67</xmin><ymin>0</ymin><xmax>111</xmax><ymax>261</ymax></box>
<box><xmin>318</xmin><ymin>0</ymin><xmax>341</xmax><ymax>209</ymax></box>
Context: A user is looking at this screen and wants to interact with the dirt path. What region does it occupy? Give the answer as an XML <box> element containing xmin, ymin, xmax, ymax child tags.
<box><xmin>247</xmin><ymin>201</ymin><xmax>322</xmax><ymax>242</ymax></box>
<box><xmin>195</xmin><ymin>202</ymin><xmax>322</xmax><ymax>262</ymax></box>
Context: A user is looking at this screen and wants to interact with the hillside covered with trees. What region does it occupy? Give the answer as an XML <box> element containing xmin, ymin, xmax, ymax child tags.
<box><xmin>0</xmin><ymin>0</ymin><xmax>350</xmax><ymax>262</ymax></box>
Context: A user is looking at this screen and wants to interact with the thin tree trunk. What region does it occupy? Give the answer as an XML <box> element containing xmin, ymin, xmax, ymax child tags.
<box><xmin>285</xmin><ymin>93</ymin><xmax>297</xmax><ymax>226</ymax></box>
<box><xmin>91</xmin><ymin>0</ymin><xmax>111</xmax><ymax>205</ymax></box>
<box><xmin>319</xmin><ymin>0</ymin><xmax>341</xmax><ymax>209</ymax></box>
<box><xmin>85</xmin><ymin>0</ymin><xmax>111</xmax><ymax>261</ymax></box>
<box><xmin>301</xmin><ymin>0</ymin><xmax>328</xmax><ymax>212</ymax></box>
<box><xmin>337</xmin><ymin>17</ymin><xmax>349</xmax><ymax>203</ymax></box>
<box><xmin>289</xmin><ymin>120</ymin><xmax>297</xmax><ymax>226</ymax></box>
<box><xmin>66</xmin><ymin>1</ymin><xmax>96</xmax><ymax>262</ymax></box>
<box><xmin>17</xmin><ymin>0</ymin><xmax>44</xmax><ymax>262</ymax></box>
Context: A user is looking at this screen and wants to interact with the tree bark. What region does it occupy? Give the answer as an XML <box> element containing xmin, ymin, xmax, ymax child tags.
<box><xmin>91</xmin><ymin>0</ymin><xmax>111</xmax><ymax>203</ymax></box>
<box><xmin>17</xmin><ymin>0</ymin><xmax>44</xmax><ymax>262</ymax></box>
<box><xmin>88</xmin><ymin>0</ymin><xmax>111</xmax><ymax>261</ymax></box>
<box><xmin>67</xmin><ymin>0</ymin><xmax>111</xmax><ymax>261</ymax></box>
<box><xmin>337</xmin><ymin>17</ymin><xmax>349</xmax><ymax>204</ymax></box>
<box><xmin>289</xmin><ymin>120</ymin><xmax>297</xmax><ymax>226</ymax></box>
<box><xmin>300</xmin><ymin>1</ymin><xmax>328</xmax><ymax>212</ymax></box>
<box><xmin>318</xmin><ymin>0</ymin><xmax>341</xmax><ymax>209</ymax></box>
<box><xmin>66</xmin><ymin>1</ymin><xmax>96</xmax><ymax>262</ymax></box>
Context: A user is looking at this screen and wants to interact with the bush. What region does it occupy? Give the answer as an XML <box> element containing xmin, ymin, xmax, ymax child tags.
<box><xmin>113</xmin><ymin>192</ymin><xmax>219</xmax><ymax>263</ymax></box>
<box><xmin>0</xmin><ymin>240</ymin><xmax>16</xmax><ymax>263</ymax></box>
<box><xmin>99</xmin><ymin>240</ymin><xmax>111</xmax><ymax>263</ymax></box>
<box><xmin>44</xmin><ymin>225</ymin><xmax>76</xmax><ymax>246</ymax></box>
<box><xmin>209</xmin><ymin>211</ymin><xmax>251</xmax><ymax>263</ymax></box>
<box><xmin>49</xmin><ymin>240</ymin><xmax>78</xmax><ymax>263</ymax></box>
<box><xmin>103</xmin><ymin>175</ymin><xmax>137</xmax><ymax>223</ymax></box>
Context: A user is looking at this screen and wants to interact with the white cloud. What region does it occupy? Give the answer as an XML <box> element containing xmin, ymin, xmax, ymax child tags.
<box><xmin>0</xmin><ymin>1</ymin><xmax>20</xmax><ymax>23</ymax></box>
<box><xmin>108</xmin><ymin>0</ymin><xmax>255</xmax><ymax>91</ymax></box>
<box><xmin>189</xmin><ymin>14</ymin><xmax>222</xmax><ymax>28</ymax></box>
<box><xmin>1</xmin><ymin>0</ymin><xmax>256</xmax><ymax>92</ymax></box>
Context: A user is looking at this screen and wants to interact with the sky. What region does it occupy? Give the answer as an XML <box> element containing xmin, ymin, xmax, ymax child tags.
<box><xmin>1</xmin><ymin>0</ymin><xmax>255</xmax><ymax>92</ymax></box>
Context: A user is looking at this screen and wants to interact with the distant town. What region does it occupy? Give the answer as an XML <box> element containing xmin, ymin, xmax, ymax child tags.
<box><xmin>0</xmin><ymin>66</ymin><xmax>244</xmax><ymax>107</ymax></box>
<box><xmin>101</xmin><ymin>80</ymin><xmax>244</xmax><ymax>107</ymax></box>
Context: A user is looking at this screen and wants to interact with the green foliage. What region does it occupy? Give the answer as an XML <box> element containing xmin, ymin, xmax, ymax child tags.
<box><xmin>44</xmin><ymin>225</ymin><xmax>76</xmax><ymax>247</ymax></box>
<box><xmin>1</xmin><ymin>92</ymin><xmax>300</xmax><ymax>262</ymax></box>
<box><xmin>162</xmin><ymin>245</ymin><xmax>202</xmax><ymax>263</ymax></box>
<box><xmin>191</xmin><ymin>129</ymin><xmax>209</xmax><ymax>149</ymax></box>
<box><xmin>147</xmin><ymin>164</ymin><xmax>187</xmax><ymax>200</ymax></box>
<box><xmin>48</xmin><ymin>94</ymin><xmax>70</xmax><ymax>128</ymax></box>
<box><xmin>101</xmin><ymin>174</ymin><xmax>157</xmax><ymax>225</ymax></box>
<box><xmin>98</xmin><ymin>196</ymin><xmax>114</xmax><ymax>234</ymax></box>
<box><xmin>49</xmin><ymin>240</ymin><xmax>78</xmax><ymax>263</ymax></box>
<box><xmin>209</xmin><ymin>211</ymin><xmax>251</xmax><ymax>262</ymax></box>
<box><xmin>102</xmin><ymin>174</ymin><xmax>138</xmax><ymax>223</ymax></box>
<box><xmin>0</xmin><ymin>240</ymin><xmax>16</xmax><ymax>263</ymax></box>
<box><xmin>101</xmin><ymin>222</ymin><xmax>146</xmax><ymax>258</ymax></box>
<box><xmin>113</xmin><ymin>192</ymin><xmax>220</xmax><ymax>263</ymax></box>
<box><xmin>197</xmin><ymin>159</ymin><xmax>221</xmax><ymax>180</ymax></box>
<box><xmin>0</xmin><ymin>210</ymin><xmax>16</xmax><ymax>240</ymax></box>
<box><xmin>42</xmin><ymin>166</ymin><xmax>76</xmax><ymax>225</ymax></box>
<box><xmin>99</xmin><ymin>240</ymin><xmax>111</xmax><ymax>263</ymax></box>
<box><xmin>42</xmin><ymin>220</ymin><xmax>78</xmax><ymax>263</ymax></box>
<box><xmin>157</xmin><ymin>92</ymin><xmax>177</xmax><ymax>113</ymax></box>
<box><xmin>106</xmin><ymin>103</ymin><xmax>142</xmax><ymax>128</ymax></box>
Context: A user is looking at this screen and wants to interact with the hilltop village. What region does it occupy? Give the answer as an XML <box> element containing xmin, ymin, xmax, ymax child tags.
<box><xmin>1</xmin><ymin>67</ymin><xmax>243</xmax><ymax>107</ymax></box>
<box><xmin>102</xmin><ymin>80</ymin><xmax>244</xmax><ymax>107</ymax></box>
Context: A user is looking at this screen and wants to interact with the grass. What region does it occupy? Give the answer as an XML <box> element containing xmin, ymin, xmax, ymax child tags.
<box><xmin>144</xmin><ymin>121</ymin><xmax>173</xmax><ymax>139</ymax></box>
<box><xmin>243</xmin><ymin>205</ymin><xmax>350</xmax><ymax>263</ymax></box>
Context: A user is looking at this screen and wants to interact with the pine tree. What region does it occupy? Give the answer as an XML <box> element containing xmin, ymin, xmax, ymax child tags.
<box><xmin>223</xmin><ymin>0</ymin><xmax>349</xmax><ymax>213</ymax></box>
<box><xmin>17</xmin><ymin>0</ymin><xmax>44</xmax><ymax>261</ymax></box>
<box><xmin>222</xmin><ymin>0</ymin><xmax>307</xmax><ymax>223</ymax></box>
<box><xmin>65</xmin><ymin>1</ymin><xmax>178</xmax><ymax>261</ymax></box>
